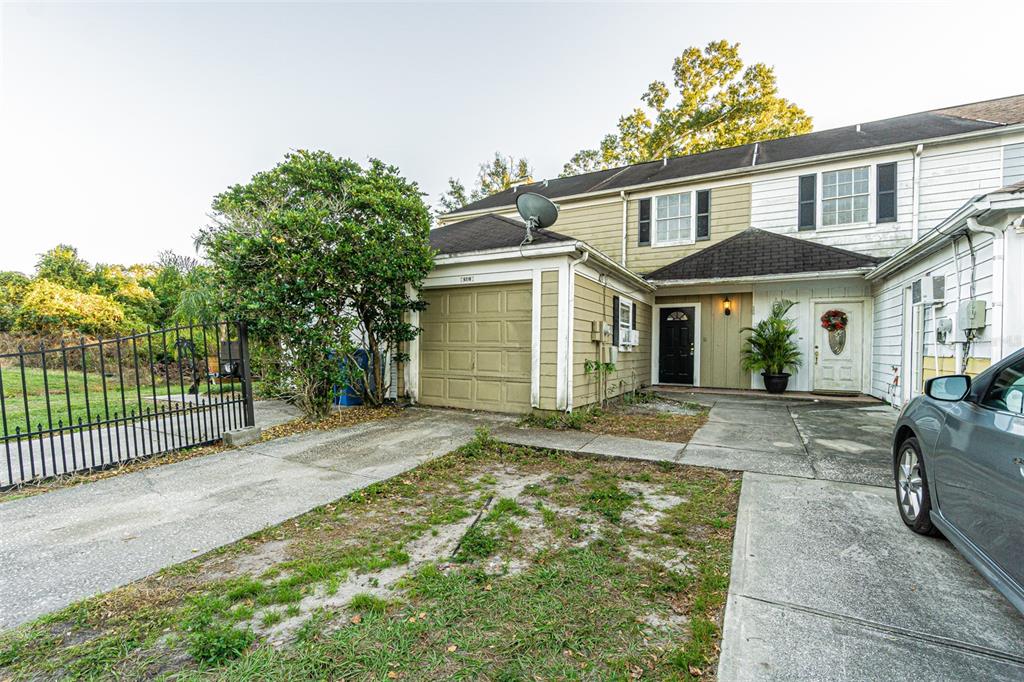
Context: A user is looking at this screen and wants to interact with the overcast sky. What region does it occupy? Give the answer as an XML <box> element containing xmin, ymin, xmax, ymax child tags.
<box><xmin>1</xmin><ymin>1</ymin><xmax>1022</xmax><ymax>273</ymax></box>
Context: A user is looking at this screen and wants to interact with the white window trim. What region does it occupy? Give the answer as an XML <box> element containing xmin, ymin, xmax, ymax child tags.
<box><xmin>618</xmin><ymin>297</ymin><xmax>636</xmax><ymax>351</ymax></box>
<box><xmin>813</xmin><ymin>165</ymin><xmax>875</xmax><ymax>229</ymax></box>
<box><xmin>651</xmin><ymin>190</ymin><xmax>696</xmax><ymax>248</ymax></box>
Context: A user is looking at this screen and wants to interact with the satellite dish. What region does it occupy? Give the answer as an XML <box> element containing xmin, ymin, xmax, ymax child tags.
<box><xmin>516</xmin><ymin>192</ymin><xmax>559</xmax><ymax>243</ymax></box>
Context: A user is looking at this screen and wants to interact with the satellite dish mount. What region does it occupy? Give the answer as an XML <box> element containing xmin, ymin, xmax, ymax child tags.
<box><xmin>516</xmin><ymin>192</ymin><xmax>559</xmax><ymax>244</ymax></box>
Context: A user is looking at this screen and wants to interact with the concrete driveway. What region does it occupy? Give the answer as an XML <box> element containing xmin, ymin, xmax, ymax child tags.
<box><xmin>666</xmin><ymin>392</ymin><xmax>1024</xmax><ymax>680</ymax></box>
<box><xmin>0</xmin><ymin>408</ymin><xmax>510</xmax><ymax>630</ymax></box>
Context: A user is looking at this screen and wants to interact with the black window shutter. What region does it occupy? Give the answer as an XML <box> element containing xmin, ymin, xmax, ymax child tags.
<box><xmin>637</xmin><ymin>199</ymin><xmax>651</xmax><ymax>246</ymax></box>
<box><xmin>631</xmin><ymin>302</ymin><xmax>637</xmax><ymax>330</ymax></box>
<box><xmin>612</xmin><ymin>295</ymin><xmax>620</xmax><ymax>346</ymax></box>
<box><xmin>798</xmin><ymin>174</ymin><xmax>816</xmax><ymax>230</ymax></box>
<box><xmin>877</xmin><ymin>162</ymin><xmax>897</xmax><ymax>223</ymax></box>
<box><xmin>696</xmin><ymin>190</ymin><xmax>711</xmax><ymax>241</ymax></box>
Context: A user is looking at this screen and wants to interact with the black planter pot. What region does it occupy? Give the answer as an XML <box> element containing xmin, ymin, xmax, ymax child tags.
<box><xmin>762</xmin><ymin>372</ymin><xmax>791</xmax><ymax>394</ymax></box>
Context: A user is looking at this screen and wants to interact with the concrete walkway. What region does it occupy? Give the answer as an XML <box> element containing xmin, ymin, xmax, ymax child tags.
<box><xmin>495</xmin><ymin>394</ymin><xmax>1024</xmax><ymax>680</ymax></box>
<box><xmin>0</xmin><ymin>407</ymin><xmax>509</xmax><ymax>630</ymax></box>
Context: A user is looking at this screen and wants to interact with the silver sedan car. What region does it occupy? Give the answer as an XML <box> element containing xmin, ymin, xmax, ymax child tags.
<box><xmin>892</xmin><ymin>347</ymin><xmax>1024</xmax><ymax>614</ymax></box>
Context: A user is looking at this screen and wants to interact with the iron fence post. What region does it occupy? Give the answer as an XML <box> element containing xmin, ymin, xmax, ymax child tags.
<box><xmin>238</xmin><ymin>321</ymin><xmax>256</xmax><ymax>428</ymax></box>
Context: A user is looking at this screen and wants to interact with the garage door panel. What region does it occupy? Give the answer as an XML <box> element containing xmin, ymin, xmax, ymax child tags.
<box><xmin>507</xmin><ymin>290</ymin><xmax>531</xmax><ymax>312</ymax></box>
<box><xmin>475</xmin><ymin>351</ymin><xmax>503</xmax><ymax>373</ymax></box>
<box><xmin>507</xmin><ymin>351</ymin><xmax>531</xmax><ymax>374</ymax></box>
<box><xmin>507</xmin><ymin>320</ymin><xmax>531</xmax><ymax>343</ymax></box>
<box><xmin>448</xmin><ymin>350</ymin><xmax>473</xmax><ymax>372</ymax></box>
<box><xmin>477</xmin><ymin>291</ymin><xmax>502</xmax><ymax>313</ymax></box>
<box><xmin>421</xmin><ymin>322</ymin><xmax>444</xmax><ymax>343</ymax></box>
<box><xmin>449</xmin><ymin>293</ymin><xmax>472</xmax><ymax>315</ymax></box>
<box><xmin>448</xmin><ymin>322</ymin><xmax>473</xmax><ymax>343</ymax></box>
<box><xmin>476</xmin><ymin>321</ymin><xmax>502</xmax><ymax>344</ymax></box>
<box><xmin>420</xmin><ymin>377</ymin><xmax>445</xmax><ymax>400</ymax></box>
<box><xmin>476</xmin><ymin>380</ymin><xmax>502</xmax><ymax>403</ymax></box>
<box><xmin>419</xmin><ymin>282</ymin><xmax>533</xmax><ymax>413</ymax></box>
<box><xmin>448</xmin><ymin>378</ymin><xmax>473</xmax><ymax>400</ymax></box>
<box><xmin>421</xmin><ymin>350</ymin><xmax>444</xmax><ymax>371</ymax></box>
<box><xmin>505</xmin><ymin>382</ymin><xmax>531</xmax><ymax>406</ymax></box>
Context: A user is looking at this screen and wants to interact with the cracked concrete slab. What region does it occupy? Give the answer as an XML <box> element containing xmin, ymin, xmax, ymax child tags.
<box><xmin>719</xmin><ymin>472</ymin><xmax>1024</xmax><ymax>680</ymax></box>
<box><xmin>689</xmin><ymin>419</ymin><xmax>804</xmax><ymax>454</ymax></box>
<box><xmin>0</xmin><ymin>408</ymin><xmax>506</xmax><ymax>630</ymax></box>
<box><xmin>679</xmin><ymin>444</ymin><xmax>814</xmax><ymax>478</ymax></box>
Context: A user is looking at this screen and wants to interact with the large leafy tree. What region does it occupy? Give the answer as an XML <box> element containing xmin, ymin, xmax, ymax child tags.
<box><xmin>198</xmin><ymin>151</ymin><xmax>433</xmax><ymax>417</ymax></box>
<box><xmin>35</xmin><ymin>244</ymin><xmax>92</xmax><ymax>290</ymax></box>
<box><xmin>437</xmin><ymin>152</ymin><xmax>533</xmax><ymax>214</ymax></box>
<box><xmin>562</xmin><ymin>40</ymin><xmax>812</xmax><ymax>176</ymax></box>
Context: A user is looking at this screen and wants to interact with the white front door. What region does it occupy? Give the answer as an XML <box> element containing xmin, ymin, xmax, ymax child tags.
<box><xmin>813</xmin><ymin>302</ymin><xmax>863</xmax><ymax>393</ymax></box>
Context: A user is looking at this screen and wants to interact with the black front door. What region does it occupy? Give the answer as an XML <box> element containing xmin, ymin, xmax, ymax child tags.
<box><xmin>659</xmin><ymin>307</ymin><xmax>695</xmax><ymax>384</ymax></box>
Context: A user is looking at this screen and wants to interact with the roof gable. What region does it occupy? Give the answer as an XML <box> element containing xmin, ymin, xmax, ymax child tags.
<box><xmin>645</xmin><ymin>228</ymin><xmax>881</xmax><ymax>282</ymax></box>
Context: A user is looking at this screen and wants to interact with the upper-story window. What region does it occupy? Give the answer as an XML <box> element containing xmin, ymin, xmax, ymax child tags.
<box><xmin>822</xmin><ymin>166</ymin><xmax>869</xmax><ymax>226</ymax></box>
<box><xmin>655</xmin><ymin>192</ymin><xmax>693</xmax><ymax>245</ymax></box>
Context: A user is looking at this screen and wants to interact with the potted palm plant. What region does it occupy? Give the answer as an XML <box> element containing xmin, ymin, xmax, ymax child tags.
<box><xmin>740</xmin><ymin>300</ymin><xmax>802</xmax><ymax>394</ymax></box>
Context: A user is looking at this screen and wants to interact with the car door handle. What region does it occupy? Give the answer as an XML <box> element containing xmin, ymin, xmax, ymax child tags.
<box><xmin>1014</xmin><ymin>457</ymin><xmax>1024</xmax><ymax>466</ymax></box>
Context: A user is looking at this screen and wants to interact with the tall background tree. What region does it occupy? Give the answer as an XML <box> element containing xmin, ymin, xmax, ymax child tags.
<box><xmin>198</xmin><ymin>150</ymin><xmax>433</xmax><ymax>417</ymax></box>
<box><xmin>562</xmin><ymin>40</ymin><xmax>812</xmax><ymax>176</ymax></box>
<box><xmin>436</xmin><ymin>152</ymin><xmax>534</xmax><ymax>214</ymax></box>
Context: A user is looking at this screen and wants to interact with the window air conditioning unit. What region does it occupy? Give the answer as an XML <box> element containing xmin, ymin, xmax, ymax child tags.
<box><xmin>625</xmin><ymin>329</ymin><xmax>639</xmax><ymax>346</ymax></box>
<box><xmin>912</xmin><ymin>275</ymin><xmax>945</xmax><ymax>305</ymax></box>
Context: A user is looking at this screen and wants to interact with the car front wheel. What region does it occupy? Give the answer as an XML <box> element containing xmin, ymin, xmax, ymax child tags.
<box><xmin>895</xmin><ymin>437</ymin><xmax>940</xmax><ymax>536</ymax></box>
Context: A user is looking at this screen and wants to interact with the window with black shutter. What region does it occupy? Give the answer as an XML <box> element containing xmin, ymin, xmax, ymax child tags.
<box><xmin>612</xmin><ymin>295</ymin><xmax>620</xmax><ymax>345</ymax></box>
<box><xmin>876</xmin><ymin>162</ymin><xmax>897</xmax><ymax>223</ymax></box>
<box><xmin>637</xmin><ymin>199</ymin><xmax>651</xmax><ymax>246</ymax></box>
<box><xmin>798</xmin><ymin>174</ymin><xmax>816</xmax><ymax>230</ymax></box>
<box><xmin>631</xmin><ymin>302</ymin><xmax>637</xmax><ymax>330</ymax></box>
<box><xmin>696</xmin><ymin>190</ymin><xmax>710</xmax><ymax>241</ymax></box>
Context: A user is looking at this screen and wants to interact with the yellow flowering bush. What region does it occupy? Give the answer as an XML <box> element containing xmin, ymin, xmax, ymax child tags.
<box><xmin>15</xmin><ymin>279</ymin><xmax>128</xmax><ymax>336</ymax></box>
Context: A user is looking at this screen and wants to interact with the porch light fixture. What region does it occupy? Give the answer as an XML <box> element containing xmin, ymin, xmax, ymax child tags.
<box><xmin>723</xmin><ymin>296</ymin><xmax>732</xmax><ymax>316</ymax></box>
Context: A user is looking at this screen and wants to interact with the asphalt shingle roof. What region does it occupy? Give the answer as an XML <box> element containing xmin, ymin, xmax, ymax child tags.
<box><xmin>449</xmin><ymin>94</ymin><xmax>1024</xmax><ymax>216</ymax></box>
<box><xmin>429</xmin><ymin>213</ymin><xmax>574</xmax><ymax>255</ymax></box>
<box><xmin>645</xmin><ymin>228</ymin><xmax>882</xmax><ymax>282</ymax></box>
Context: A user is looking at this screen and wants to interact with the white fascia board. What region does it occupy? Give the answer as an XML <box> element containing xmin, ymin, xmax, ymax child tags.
<box><xmin>432</xmin><ymin>242</ymin><xmax>579</xmax><ymax>265</ymax></box>
<box><xmin>440</xmin><ymin>123</ymin><xmax>1024</xmax><ymax>223</ymax></box>
<box><xmin>434</xmin><ymin>241</ymin><xmax>655</xmax><ymax>293</ymax></box>
<box><xmin>650</xmin><ymin>268</ymin><xmax>873</xmax><ymax>288</ymax></box>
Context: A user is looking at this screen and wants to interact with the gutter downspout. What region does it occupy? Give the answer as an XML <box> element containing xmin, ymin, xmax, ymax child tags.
<box><xmin>619</xmin><ymin>191</ymin><xmax>628</xmax><ymax>267</ymax></box>
<box><xmin>966</xmin><ymin>217</ymin><xmax>1005</xmax><ymax>363</ymax></box>
<box><xmin>911</xmin><ymin>144</ymin><xmax>923</xmax><ymax>243</ymax></box>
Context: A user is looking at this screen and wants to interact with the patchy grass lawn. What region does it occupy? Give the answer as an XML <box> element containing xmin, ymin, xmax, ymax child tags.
<box><xmin>523</xmin><ymin>393</ymin><xmax>710</xmax><ymax>443</ymax></box>
<box><xmin>0</xmin><ymin>406</ymin><xmax>398</xmax><ymax>503</ymax></box>
<box><xmin>0</xmin><ymin>431</ymin><xmax>740</xmax><ymax>681</ymax></box>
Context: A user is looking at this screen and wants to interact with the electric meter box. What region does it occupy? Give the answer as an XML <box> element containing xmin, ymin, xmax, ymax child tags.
<box><xmin>957</xmin><ymin>300</ymin><xmax>987</xmax><ymax>333</ymax></box>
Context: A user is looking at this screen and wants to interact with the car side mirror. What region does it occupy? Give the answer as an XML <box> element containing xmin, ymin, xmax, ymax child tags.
<box><xmin>925</xmin><ymin>375</ymin><xmax>971</xmax><ymax>402</ymax></box>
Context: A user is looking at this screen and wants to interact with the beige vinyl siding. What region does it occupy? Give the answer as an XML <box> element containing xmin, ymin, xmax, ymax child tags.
<box><xmin>656</xmin><ymin>293</ymin><xmax>753</xmax><ymax>389</ymax></box>
<box><xmin>572</xmin><ymin>274</ymin><xmax>651</xmax><ymax>408</ymax></box>
<box><xmin>548</xmin><ymin>199</ymin><xmax>623</xmax><ymax>261</ymax></box>
<box><xmin>539</xmin><ymin>270</ymin><xmax>559</xmax><ymax>410</ymax></box>
<box><xmin>625</xmin><ymin>184</ymin><xmax>752</xmax><ymax>274</ymax></box>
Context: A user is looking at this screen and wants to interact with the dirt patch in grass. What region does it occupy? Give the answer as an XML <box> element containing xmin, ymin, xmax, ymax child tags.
<box><xmin>523</xmin><ymin>393</ymin><xmax>710</xmax><ymax>443</ymax></box>
<box><xmin>0</xmin><ymin>430</ymin><xmax>740</xmax><ymax>681</ymax></box>
<box><xmin>0</xmin><ymin>406</ymin><xmax>399</xmax><ymax>504</ymax></box>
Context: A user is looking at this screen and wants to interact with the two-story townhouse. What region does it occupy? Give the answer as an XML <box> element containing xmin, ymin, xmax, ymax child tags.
<box><xmin>404</xmin><ymin>94</ymin><xmax>1024</xmax><ymax>414</ymax></box>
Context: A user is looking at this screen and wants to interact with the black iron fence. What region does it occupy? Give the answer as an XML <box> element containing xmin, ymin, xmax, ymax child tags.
<box><xmin>0</xmin><ymin>321</ymin><xmax>255</xmax><ymax>489</ymax></box>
